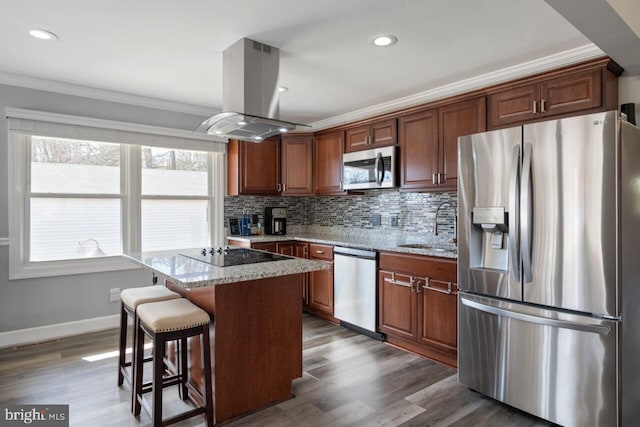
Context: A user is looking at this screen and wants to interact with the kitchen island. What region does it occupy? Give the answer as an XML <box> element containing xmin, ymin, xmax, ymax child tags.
<box><xmin>125</xmin><ymin>248</ymin><xmax>329</xmax><ymax>425</ymax></box>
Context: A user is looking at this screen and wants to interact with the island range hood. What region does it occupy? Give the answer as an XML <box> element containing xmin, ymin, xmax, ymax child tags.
<box><xmin>196</xmin><ymin>38</ymin><xmax>307</xmax><ymax>142</ymax></box>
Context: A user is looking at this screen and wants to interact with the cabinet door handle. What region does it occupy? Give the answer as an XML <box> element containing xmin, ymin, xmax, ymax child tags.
<box><xmin>437</xmin><ymin>173</ymin><xmax>443</xmax><ymax>185</ymax></box>
<box><xmin>532</xmin><ymin>100</ymin><xmax>538</xmax><ymax>115</ymax></box>
<box><xmin>422</xmin><ymin>277</ymin><xmax>454</xmax><ymax>294</ymax></box>
<box><xmin>315</xmin><ymin>250</ymin><xmax>325</xmax><ymax>254</ymax></box>
<box><xmin>432</xmin><ymin>174</ymin><xmax>437</xmax><ymax>185</ymax></box>
<box><xmin>303</xmin><ymin>246</ymin><xmax>309</xmax><ymax>256</ymax></box>
<box><xmin>283</xmin><ymin>184</ymin><xmax>287</xmax><ymax>192</ymax></box>
<box><xmin>384</xmin><ymin>272</ymin><xmax>415</xmax><ymax>289</ymax></box>
<box><xmin>277</xmin><ymin>183</ymin><xmax>282</xmax><ymax>191</ymax></box>
<box><xmin>540</xmin><ymin>99</ymin><xmax>547</xmax><ymax>113</ymax></box>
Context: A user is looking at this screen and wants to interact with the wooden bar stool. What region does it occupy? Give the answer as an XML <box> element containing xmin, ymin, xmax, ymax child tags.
<box><xmin>117</xmin><ymin>286</ymin><xmax>181</xmax><ymax>390</ymax></box>
<box><xmin>133</xmin><ymin>298</ymin><xmax>213</xmax><ymax>427</ymax></box>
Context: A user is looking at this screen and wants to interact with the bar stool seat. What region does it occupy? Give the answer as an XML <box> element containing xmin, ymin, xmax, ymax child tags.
<box><xmin>133</xmin><ymin>298</ymin><xmax>213</xmax><ymax>427</ymax></box>
<box><xmin>118</xmin><ymin>286</ymin><xmax>181</xmax><ymax>389</ymax></box>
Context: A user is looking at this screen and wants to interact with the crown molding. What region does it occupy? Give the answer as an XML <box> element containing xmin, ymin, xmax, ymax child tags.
<box><xmin>309</xmin><ymin>43</ymin><xmax>605</xmax><ymax>131</ymax></box>
<box><xmin>0</xmin><ymin>71</ymin><xmax>217</xmax><ymax>117</ymax></box>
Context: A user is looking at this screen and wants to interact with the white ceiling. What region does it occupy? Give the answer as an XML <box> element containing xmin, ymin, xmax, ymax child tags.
<box><xmin>0</xmin><ymin>1</ymin><xmax>605</xmax><ymax>128</ymax></box>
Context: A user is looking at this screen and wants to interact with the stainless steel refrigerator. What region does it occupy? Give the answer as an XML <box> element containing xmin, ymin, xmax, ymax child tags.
<box><xmin>457</xmin><ymin>110</ymin><xmax>640</xmax><ymax>427</ymax></box>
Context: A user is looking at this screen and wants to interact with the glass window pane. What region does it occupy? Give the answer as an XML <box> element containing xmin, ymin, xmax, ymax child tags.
<box><xmin>142</xmin><ymin>199</ymin><xmax>209</xmax><ymax>251</ymax></box>
<box><xmin>31</xmin><ymin>137</ymin><xmax>121</xmax><ymax>194</ymax></box>
<box><xmin>141</xmin><ymin>147</ymin><xmax>208</xmax><ymax>196</ymax></box>
<box><xmin>30</xmin><ymin>198</ymin><xmax>122</xmax><ymax>261</ymax></box>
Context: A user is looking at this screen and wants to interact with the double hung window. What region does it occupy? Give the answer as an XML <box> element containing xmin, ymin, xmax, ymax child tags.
<box><xmin>7</xmin><ymin>109</ymin><xmax>225</xmax><ymax>279</ymax></box>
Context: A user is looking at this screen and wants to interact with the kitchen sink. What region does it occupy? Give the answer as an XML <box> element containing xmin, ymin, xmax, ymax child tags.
<box><xmin>397</xmin><ymin>243</ymin><xmax>457</xmax><ymax>253</ymax></box>
<box><xmin>397</xmin><ymin>243</ymin><xmax>435</xmax><ymax>249</ymax></box>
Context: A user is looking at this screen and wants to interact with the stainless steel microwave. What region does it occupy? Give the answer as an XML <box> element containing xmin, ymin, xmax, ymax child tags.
<box><xmin>342</xmin><ymin>146</ymin><xmax>398</xmax><ymax>190</ymax></box>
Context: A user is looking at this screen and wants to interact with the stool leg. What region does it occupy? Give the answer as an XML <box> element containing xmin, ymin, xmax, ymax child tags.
<box><xmin>132</xmin><ymin>317</ymin><xmax>145</xmax><ymax>416</ymax></box>
<box><xmin>179</xmin><ymin>337</ymin><xmax>189</xmax><ymax>400</ymax></box>
<box><xmin>201</xmin><ymin>324</ymin><xmax>214</xmax><ymax>427</ymax></box>
<box><xmin>117</xmin><ymin>303</ymin><xmax>127</xmax><ymax>386</ymax></box>
<box><xmin>152</xmin><ymin>333</ymin><xmax>165</xmax><ymax>427</ymax></box>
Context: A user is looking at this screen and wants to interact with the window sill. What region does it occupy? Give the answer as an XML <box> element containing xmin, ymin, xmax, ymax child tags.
<box><xmin>9</xmin><ymin>256</ymin><xmax>143</xmax><ymax>280</ymax></box>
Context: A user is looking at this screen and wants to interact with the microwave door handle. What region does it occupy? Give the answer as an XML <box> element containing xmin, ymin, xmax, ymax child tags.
<box><xmin>374</xmin><ymin>152</ymin><xmax>383</xmax><ymax>186</ymax></box>
<box><xmin>521</xmin><ymin>143</ymin><xmax>533</xmax><ymax>283</ymax></box>
<box><xmin>509</xmin><ymin>145</ymin><xmax>521</xmax><ymax>282</ymax></box>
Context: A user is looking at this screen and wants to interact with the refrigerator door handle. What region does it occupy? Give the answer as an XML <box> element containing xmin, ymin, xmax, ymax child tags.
<box><xmin>509</xmin><ymin>145</ymin><xmax>521</xmax><ymax>281</ymax></box>
<box><xmin>521</xmin><ymin>143</ymin><xmax>533</xmax><ymax>283</ymax></box>
<box><xmin>461</xmin><ymin>297</ymin><xmax>611</xmax><ymax>335</ymax></box>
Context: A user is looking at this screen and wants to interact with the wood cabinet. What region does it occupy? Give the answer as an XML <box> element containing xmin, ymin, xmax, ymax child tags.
<box><xmin>227</xmin><ymin>137</ymin><xmax>281</xmax><ymax>195</ymax></box>
<box><xmin>275</xmin><ymin>241</ymin><xmax>295</xmax><ymax>256</ymax></box>
<box><xmin>281</xmin><ymin>134</ymin><xmax>314</xmax><ymax>196</ymax></box>
<box><xmin>400</xmin><ymin>97</ymin><xmax>486</xmax><ymax>192</ymax></box>
<box><xmin>488</xmin><ymin>67</ymin><xmax>613</xmax><ymax>129</ymax></box>
<box><xmin>378</xmin><ymin>251</ymin><xmax>458</xmax><ymax>367</ymax></box>
<box><xmin>294</xmin><ymin>242</ymin><xmax>310</xmax><ymax>306</ymax></box>
<box><xmin>307</xmin><ymin>243</ymin><xmax>336</xmax><ymax>321</ymax></box>
<box><xmin>228</xmin><ymin>240</ymin><xmax>278</xmax><ymax>252</ymax></box>
<box><xmin>276</xmin><ymin>241</ymin><xmax>310</xmax><ymax>306</ymax></box>
<box><xmin>314</xmin><ymin>131</ymin><xmax>346</xmax><ymax>196</ymax></box>
<box><xmin>345</xmin><ymin>119</ymin><xmax>397</xmax><ymax>152</ymax></box>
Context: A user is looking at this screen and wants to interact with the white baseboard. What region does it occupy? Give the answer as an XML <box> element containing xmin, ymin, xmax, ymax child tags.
<box><xmin>0</xmin><ymin>314</ymin><xmax>120</xmax><ymax>349</ymax></box>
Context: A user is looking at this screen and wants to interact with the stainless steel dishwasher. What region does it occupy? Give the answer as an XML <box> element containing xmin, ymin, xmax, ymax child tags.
<box><xmin>333</xmin><ymin>247</ymin><xmax>383</xmax><ymax>340</ymax></box>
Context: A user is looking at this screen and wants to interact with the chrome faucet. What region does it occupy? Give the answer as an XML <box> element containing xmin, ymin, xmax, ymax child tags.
<box><xmin>434</xmin><ymin>202</ymin><xmax>457</xmax><ymax>244</ymax></box>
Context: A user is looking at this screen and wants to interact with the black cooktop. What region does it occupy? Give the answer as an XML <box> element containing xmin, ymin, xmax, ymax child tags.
<box><xmin>180</xmin><ymin>247</ymin><xmax>290</xmax><ymax>267</ymax></box>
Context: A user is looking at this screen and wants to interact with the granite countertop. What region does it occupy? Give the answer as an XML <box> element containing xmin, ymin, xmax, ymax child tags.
<box><xmin>227</xmin><ymin>226</ymin><xmax>458</xmax><ymax>259</ymax></box>
<box><xmin>125</xmin><ymin>248</ymin><xmax>330</xmax><ymax>289</ymax></box>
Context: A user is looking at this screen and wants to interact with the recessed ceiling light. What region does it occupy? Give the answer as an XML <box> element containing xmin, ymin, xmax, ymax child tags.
<box><xmin>29</xmin><ymin>29</ymin><xmax>58</xmax><ymax>41</ymax></box>
<box><xmin>238</xmin><ymin>120</ymin><xmax>247</xmax><ymax>126</ymax></box>
<box><xmin>278</xmin><ymin>86</ymin><xmax>289</xmax><ymax>93</ymax></box>
<box><xmin>279</xmin><ymin>128</ymin><xmax>288</xmax><ymax>133</ymax></box>
<box><xmin>253</xmin><ymin>136</ymin><xmax>262</xmax><ymax>141</ymax></box>
<box><xmin>372</xmin><ymin>34</ymin><xmax>397</xmax><ymax>47</ymax></box>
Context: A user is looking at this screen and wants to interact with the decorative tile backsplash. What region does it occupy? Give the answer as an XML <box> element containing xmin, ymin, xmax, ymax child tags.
<box><xmin>224</xmin><ymin>189</ymin><xmax>457</xmax><ymax>239</ymax></box>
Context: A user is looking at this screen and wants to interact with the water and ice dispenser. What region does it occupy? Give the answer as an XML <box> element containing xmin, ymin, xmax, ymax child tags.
<box><xmin>469</xmin><ymin>206</ymin><xmax>509</xmax><ymax>272</ymax></box>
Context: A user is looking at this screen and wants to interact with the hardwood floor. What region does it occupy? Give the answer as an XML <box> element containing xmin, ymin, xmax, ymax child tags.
<box><xmin>0</xmin><ymin>314</ymin><xmax>551</xmax><ymax>426</ymax></box>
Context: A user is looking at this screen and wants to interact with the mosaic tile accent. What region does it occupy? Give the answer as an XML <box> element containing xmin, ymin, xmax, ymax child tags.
<box><xmin>224</xmin><ymin>190</ymin><xmax>458</xmax><ymax>240</ymax></box>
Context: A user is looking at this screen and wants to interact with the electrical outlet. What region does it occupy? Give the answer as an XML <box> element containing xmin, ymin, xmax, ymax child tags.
<box><xmin>109</xmin><ymin>288</ymin><xmax>121</xmax><ymax>302</ymax></box>
<box><xmin>390</xmin><ymin>214</ymin><xmax>399</xmax><ymax>227</ymax></box>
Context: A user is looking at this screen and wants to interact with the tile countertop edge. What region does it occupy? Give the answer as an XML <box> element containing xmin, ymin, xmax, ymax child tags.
<box><xmin>125</xmin><ymin>253</ymin><xmax>330</xmax><ymax>289</ymax></box>
<box><xmin>227</xmin><ymin>234</ymin><xmax>458</xmax><ymax>259</ymax></box>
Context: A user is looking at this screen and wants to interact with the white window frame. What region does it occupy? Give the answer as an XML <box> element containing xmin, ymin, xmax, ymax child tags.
<box><xmin>7</xmin><ymin>108</ymin><xmax>226</xmax><ymax>280</ymax></box>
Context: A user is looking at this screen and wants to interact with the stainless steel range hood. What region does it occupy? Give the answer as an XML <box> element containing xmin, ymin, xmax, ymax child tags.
<box><xmin>196</xmin><ymin>38</ymin><xmax>307</xmax><ymax>142</ymax></box>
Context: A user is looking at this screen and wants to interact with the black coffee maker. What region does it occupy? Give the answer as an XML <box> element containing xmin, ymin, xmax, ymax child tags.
<box><xmin>264</xmin><ymin>207</ymin><xmax>287</xmax><ymax>235</ymax></box>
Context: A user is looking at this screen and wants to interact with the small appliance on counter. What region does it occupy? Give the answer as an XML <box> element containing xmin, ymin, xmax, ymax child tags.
<box><xmin>264</xmin><ymin>207</ymin><xmax>286</xmax><ymax>235</ymax></box>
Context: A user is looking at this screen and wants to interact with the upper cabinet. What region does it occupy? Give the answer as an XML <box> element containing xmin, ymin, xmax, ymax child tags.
<box><xmin>281</xmin><ymin>134</ymin><xmax>314</xmax><ymax>196</ymax></box>
<box><xmin>439</xmin><ymin>97</ymin><xmax>487</xmax><ymax>191</ymax></box>
<box><xmin>400</xmin><ymin>97</ymin><xmax>486</xmax><ymax>192</ymax></box>
<box><xmin>488</xmin><ymin>62</ymin><xmax>620</xmax><ymax>129</ymax></box>
<box><xmin>314</xmin><ymin>130</ymin><xmax>346</xmax><ymax>196</ymax></box>
<box><xmin>345</xmin><ymin>118</ymin><xmax>397</xmax><ymax>152</ymax></box>
<box><xmin>227</xmin><ymin>137</ymin><xmax>280</xmax><ymax>196</ymax></box>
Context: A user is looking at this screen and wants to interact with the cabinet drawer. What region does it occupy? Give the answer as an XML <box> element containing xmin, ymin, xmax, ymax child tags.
<box><xmin>251</xmin><ymin>242</ymin><xmax>277</xmax><ymax>252</ymax></box>
<box><xmin>379</xmin><ymin>251</ymin><xmax>456</xmax><ymax>283</ymax></box>
<box><xmin>309</xmin><ymin>243</ymin><xmax>333</xmax><ymax>261</ymax></box>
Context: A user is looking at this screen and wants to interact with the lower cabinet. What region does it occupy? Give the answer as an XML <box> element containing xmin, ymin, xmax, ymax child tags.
<box><xmin>378</xmin><ymin>251</ymin><xmax>458</xmax><ymax>367</ymax></box>
<box><xmin>276</xmin><ymin>241</ymin><xmax>311</xmax><ymax>306</ymax></box>
<box><xmin>306</xmin><ymin>243</ymin><xmax>336</xmax><ymax>322</ymax></box>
